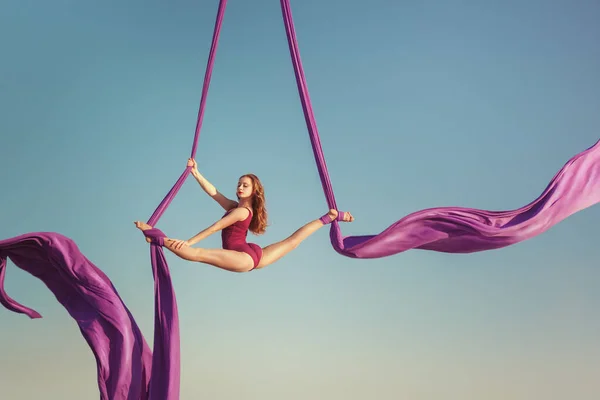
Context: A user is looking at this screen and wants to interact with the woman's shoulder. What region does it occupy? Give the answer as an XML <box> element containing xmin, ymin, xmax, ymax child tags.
<box><xmin>227</xmin><ymin>205</ymin><xmax>251</xmax><ymax>219</ymax></box>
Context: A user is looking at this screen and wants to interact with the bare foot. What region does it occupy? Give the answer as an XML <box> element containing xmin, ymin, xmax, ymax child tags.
<box><xmin>327</xmin><ymin>209</ymin><xmax>354</xmax><ymax>222</ymax></box>
<box><xmin>134</xmin><ymin>221</ymin><xmax>153</xmax><ymax>242</ymax></box>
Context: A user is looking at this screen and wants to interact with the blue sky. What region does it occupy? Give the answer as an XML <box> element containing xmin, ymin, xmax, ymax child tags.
<box><xmin>1</xmin><ymin>0</ymin><xmax>599</xmax><ymax>399</ymax></box>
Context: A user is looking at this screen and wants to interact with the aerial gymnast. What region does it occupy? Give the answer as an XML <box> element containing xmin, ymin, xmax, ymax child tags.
<box><xmin>134</xmin><ymin>158</ymin><xmax>354</xmax><ymax>273</ymax></box>
<box><xmin>2</xmin><ymin>1</ymin><xmax>599</xmax><ymax>398</ymax></box>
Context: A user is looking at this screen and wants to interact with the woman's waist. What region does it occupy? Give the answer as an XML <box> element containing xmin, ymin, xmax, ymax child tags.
<box><xmin>222</xmin><ymin>233</ymin><xmax>248</xmax><ymax>245</ymax></box>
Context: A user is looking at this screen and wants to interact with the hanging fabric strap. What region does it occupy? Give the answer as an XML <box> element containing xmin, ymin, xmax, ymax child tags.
<box><xmin>148</xmin><ymin>0</ymin><xmax>228</xmax><ymax>226</ymax></box>
<box><xmin>279</xmin><ymin>0</ymin><xmax>600</xmax><ymax>259</ymax></box>
<box><xmin>142</xmin><ymin>1</ymin><xmax>229</xmax><ymax>399</ymax></box>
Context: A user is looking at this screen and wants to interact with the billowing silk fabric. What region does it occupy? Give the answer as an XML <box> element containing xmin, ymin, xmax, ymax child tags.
<box><xmin>0</xmin><ymin>233</ymin><xmax>153</xmax><ymax>399</ymax></box>
<box><xmin>1</xmin><ymin>1</ymin><xmax>598</xmax><ymax>399</ymax></box>
<box><xmin>279</xmin><ymin>0</ymin><xmax>600</xmax><ymax>258</ymax></box>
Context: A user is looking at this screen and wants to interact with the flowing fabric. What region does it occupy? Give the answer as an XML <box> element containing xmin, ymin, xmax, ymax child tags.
<box><xmin>0</xmin><ymin>232</ymin><xmax>153</xmax><ymax>399</ymax></box>
<box><xmin>279</xmin><ymin>0</ymin><xmax>600</xmax><ymax>258</ymax></box>
<box><xmin>139</xmin><ymin>1</ymin><xmax>229</xmax><ymax>399</ymax></box>
<box><xmin>0</xmin><ymin>1</ymin><xmax>229</xmax><ymax>399</ymax></box>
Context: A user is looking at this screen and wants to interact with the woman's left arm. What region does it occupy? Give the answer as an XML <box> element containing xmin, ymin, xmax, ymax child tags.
<box><xmin>186</xmin><ymin>207</ymin><xmax>250</xmax><ymax>246</ymax></box>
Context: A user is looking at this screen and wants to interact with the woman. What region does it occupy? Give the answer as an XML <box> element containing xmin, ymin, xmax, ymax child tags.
<box><xmin>134</xmin><ymin>158</ymin><xmax>354</xmax><ymax>273</ymax></box>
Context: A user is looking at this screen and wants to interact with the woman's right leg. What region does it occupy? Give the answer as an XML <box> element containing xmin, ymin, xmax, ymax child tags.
<box><xmin>134</xmin><ymin>221</ymin><xmax>254</xmax><ymax>272</ymax></box>
<box><xmin>162</xmin><ymin>238</ymin><xmax>255</xmax><ymax>272</ymax></box>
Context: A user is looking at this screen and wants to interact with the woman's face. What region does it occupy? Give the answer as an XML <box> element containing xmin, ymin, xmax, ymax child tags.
<box><xmin>236</xmin><ymin>176</ymin><xmax>254</xmax><ymax>200</ymax></box>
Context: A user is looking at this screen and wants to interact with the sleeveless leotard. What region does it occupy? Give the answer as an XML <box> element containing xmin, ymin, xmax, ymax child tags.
<box><xmin>221</xmin><ymin>207</ymin><xmax>262</xmax><ymax>270</ymax></box>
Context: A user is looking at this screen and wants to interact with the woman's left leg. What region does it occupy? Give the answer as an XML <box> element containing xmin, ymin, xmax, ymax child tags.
<box><xmin>255</xmin><ymin>209</ymin><xmax>353</xmax><ymax>269</ymax></box>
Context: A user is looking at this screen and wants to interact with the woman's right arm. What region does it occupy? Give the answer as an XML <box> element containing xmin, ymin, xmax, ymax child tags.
<box><xmin>189</xmin><ymin>159</ymin><xmax>237</xmax><ymax>211</ymax></box>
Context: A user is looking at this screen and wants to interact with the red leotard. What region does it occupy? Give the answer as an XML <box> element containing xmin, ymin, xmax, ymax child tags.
<box><xmin>221</xmin><ymin>207</ymin><xmax>262</xmax><ymax>270</ymax></box>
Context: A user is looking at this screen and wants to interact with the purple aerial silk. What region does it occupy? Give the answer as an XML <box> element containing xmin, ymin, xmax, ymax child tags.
<box><xmin>137</xmin><ymin>1</ymin><xmax>229</xmax><ymax>399</ymax></box>
<box><xmin>1</xmin><ymin>1</ymin><xmax>598</xmax><ymax>399</ymax></box>
<box><xmin>0</xmin><ymin>232</ymin><xmax>153</xmax><ymax>399</ymax></box>
<box><xmin>0</xmin><ymin>1</ymin><xmax>229</xmax><ymax>399</ymax></box>
<box><xmin>279</xmin><ymin>0</ymin><xmax>600</xmax><ymax>258</ymax></box>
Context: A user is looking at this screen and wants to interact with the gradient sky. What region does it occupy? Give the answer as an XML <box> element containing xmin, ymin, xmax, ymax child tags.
<box><xmin>1</xmin><ymin>1</ymin><xmax>599</xmax><ymax>399</ymax></box>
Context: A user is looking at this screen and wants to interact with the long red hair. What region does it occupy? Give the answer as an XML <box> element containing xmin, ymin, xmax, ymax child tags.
<box><xmin>241</xmin><ymin>173</ymin><xmax>268</xmax><ymax>235</ymax></box>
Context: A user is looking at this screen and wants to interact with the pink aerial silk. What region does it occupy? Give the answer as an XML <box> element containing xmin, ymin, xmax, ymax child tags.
<box><xmin>1</xmin><ymin>0</ymin><xmax>598</xmax><ymax>399</ymax></box>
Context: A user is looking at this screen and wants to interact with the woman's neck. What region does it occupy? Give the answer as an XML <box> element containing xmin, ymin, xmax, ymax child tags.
<box><xmin>238</xmin><ymin>199</ymin><xmax>253</xmax><ymax>209</ymax></box>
